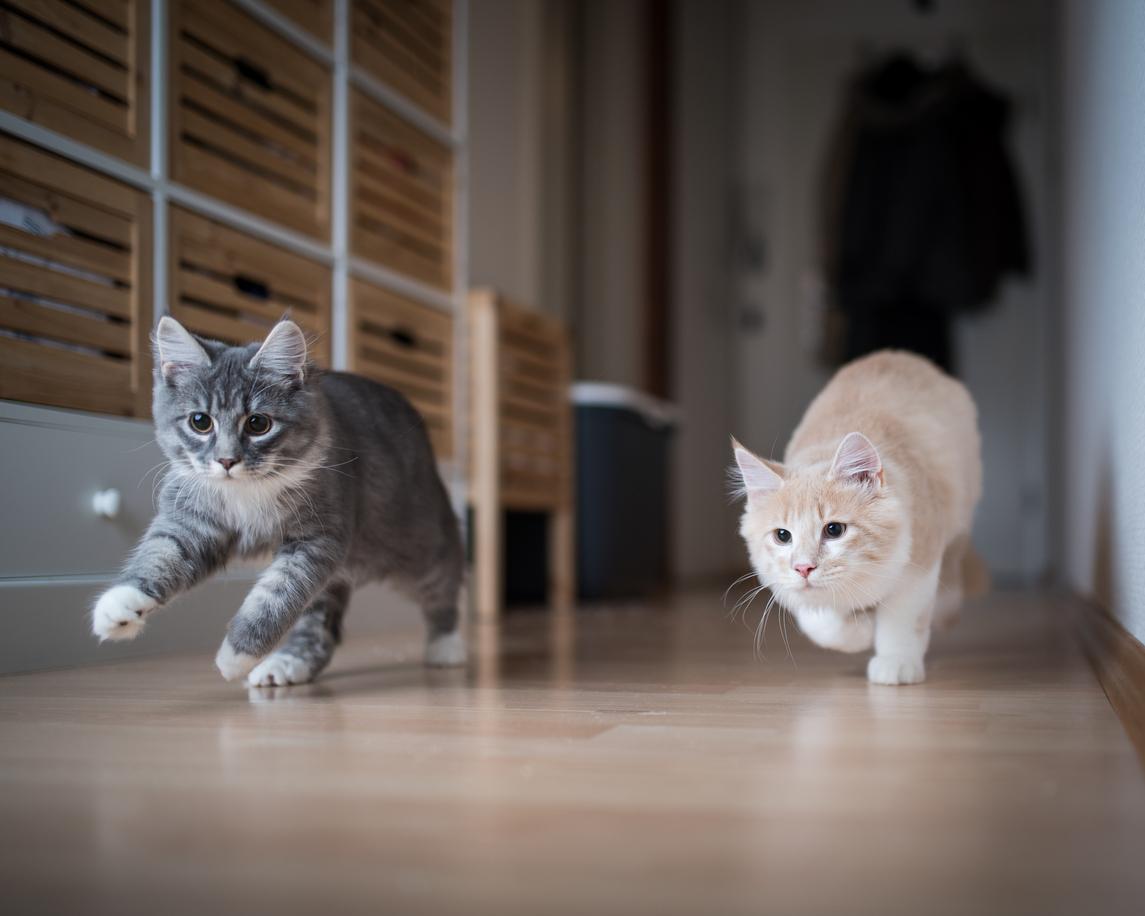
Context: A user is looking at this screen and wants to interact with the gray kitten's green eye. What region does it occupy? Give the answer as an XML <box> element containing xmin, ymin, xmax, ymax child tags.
<box><xmin>775</xmin><ymin>528</ymin><xmax>792</xmax><ymax>545</ymax></box>
<box><xmin>189</xmin><ymin>413</ymin><xmax>213</xmax><ymax>434</ymax></box>
<box><xmin>823</xmin><ymin>522</ymin><xmax>846</xmax><ymax>539</ymax></box>
<box><xmin>245</xmin><ymin>414</ymin><xmax>272</xmax><ymax>436</ymax></box>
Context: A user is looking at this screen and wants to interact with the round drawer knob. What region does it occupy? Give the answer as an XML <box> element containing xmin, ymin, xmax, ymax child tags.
<box><xmin>92</xmin><ymin>489</ymin><xmax>122</xmax><ymax>519</ymax></box>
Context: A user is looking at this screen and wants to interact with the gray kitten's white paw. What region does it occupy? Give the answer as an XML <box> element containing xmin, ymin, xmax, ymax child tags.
<box><xmin>867</xmin><ymin>654</ymin><xmax>926</xmax><ymax>685</ymax></box>
<box><xmin>425</xmin><ymin>630</ymin><xmax>466</xmax><ymax>667</ymax></box>
<box><xmin>92</xmin><ymin>585</ymin><xmax>157</xmax><ymax>641</ymax></box>
<box><xmin>247</xmin><ymin>652</ymin><xmax>315</xmax><ymax>687</ymax></box>
<box><xmin>215</xmin><ymin>639</ymin><xmax>259</xmax><ymax>682</ymax></box>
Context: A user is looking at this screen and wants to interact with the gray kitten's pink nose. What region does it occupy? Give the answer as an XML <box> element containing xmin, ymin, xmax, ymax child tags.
<box><xmin>794</xmin><ymin>563</ymin><xmax>816</xmax><ymax>579</ymax></box>
<box><xmin>217</xmin><ymin>458</ymin><xmax>239</xmax><ymax>471</ymax></box>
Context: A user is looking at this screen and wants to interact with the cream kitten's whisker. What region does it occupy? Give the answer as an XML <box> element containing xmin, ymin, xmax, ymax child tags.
<box><xmin>722</xmin><ymin>572</ymin><xmax>759</xmax><ymax>607</ymax></box>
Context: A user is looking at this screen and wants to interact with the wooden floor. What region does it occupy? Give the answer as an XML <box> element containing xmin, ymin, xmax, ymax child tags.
<box><xmin>1</xmin><ymin>589</ymin><xmax>1142</xmax><ymax>916</ymax></box>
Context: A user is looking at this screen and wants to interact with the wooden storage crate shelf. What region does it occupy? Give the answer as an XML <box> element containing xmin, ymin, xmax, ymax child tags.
<box><xmin>351</xmin><ymin>87</ymin><xmax>452</xmax><ymax>290</ymax></box>
<box><xmin>170</xmin><ymin>0</ymin><xmax>331</xmax><ymax>239</ymax></box>
<box><xmin>469</xmin><ymin>289</ymin><xmax>574</xmax><ymax>619</ymax></box>
<box><xmin>353</xmin><ymin>0</ymin><xmax>452</xmax><ymax>124</ymax></box>
<box><xmin>0</xmin><ymin>0</ymin><xmax>150</xmax><ymax>164</ymax></box>
<box><xmin>0</xmin><ymin>135</ymin><xmax>151</xmax><ymax>416</ymax></box>
<box><xmin>169</xmin><ymin>207</ymin><xmax>331</xmax><ymax>363</ymax></box>
<box><xmin>349</xmin><ymin>276</ymin><xmax>453</xmax><ymax>459</ymax></box>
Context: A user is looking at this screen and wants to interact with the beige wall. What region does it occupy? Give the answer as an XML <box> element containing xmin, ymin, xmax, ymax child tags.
<box><xmin>467</xmin><ymin>0</ymin><xmax>575</xmax><ymax>319</ymax></box>
<box><xmin>1059</xmin><ymin>0</ymin><xmax>1145</xmax><ymax>643</ymax></box>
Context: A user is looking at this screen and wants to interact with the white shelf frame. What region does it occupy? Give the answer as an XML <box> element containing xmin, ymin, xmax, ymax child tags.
<box><xmin>0</xmin><ymin>0</ymin><xmax>470</xmax><ymax>504</ymax></box>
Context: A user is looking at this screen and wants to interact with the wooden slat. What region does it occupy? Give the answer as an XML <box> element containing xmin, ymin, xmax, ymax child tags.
<box><xmin>349</xmin><ymin>276</ymin><xmax>453</xmax><ymax>458</ymax></box>
<box><xmin>0</xmin><ymin>224</ymin><xmax>132</xmax><ymax>285</ymax></box>
<box><xmin>180</xmin><ymin>0</ymin><xmax>323</xmax><ymax>106</ymax></box>
<box><xmin>172</xmin><ymin>209</ymin><xmax>329</xmax><ymax>307</ymax></box>
<box><xmin>180</xmin><ymin>76</ymin><xmax>317</xmax><ymax>164</ymax></box>
<box><xmin>0</xmin><ymin>334</ymin><xmax>134</xmax><ymax>415</ymax></box>
<box><xmin>4</xmin><ymin>13</ymin><xmax>128</xmax><ymax>99</ymax></box>
<box><xmin>0</xmin><ymin>47</ymin><xmax>126</xmax><ymax>132</ymax></box>
<box><xmin>178</xmin><ymin>272</ymin><xmax>322</xmax><ymax>330</ymax></box>
<box><xmin>0</xmin><ymin>173</ymin><xmax>133</xmax><ymax>247</ymax></box>
<box><xmin>264</xmin><ymin>0</ymin><xmax>333</xmax><ymax>43</ymax></box>
<box><xmin>0</xmin><ymin>132</ymin><xmax>141</xmax><ymax>215</ymax></box>
<box><xmin>179</xmin><ymin>107</ymin><xmax>317</xmax><ymax>191</ymax></box>
<box><xmin>169</xmin><ymin>301</ymin><xmax>279</xmax><ymax>346</ymax></box>
<box><xmin>169</xmin><ymin>208</ymin><xmax>331</xmax><ymax>363</ymax></box>
<box><xmin>171</xmin><ymin>0</ymin><xmax>330</xmax><ymax>239</ymax></box>
<box><xmin>0</xmin><ymin>294</ymin><xmax>131</xmax><ymax>354</ymax></box>
<box><xmin>351</xmin><ymin>88</ymin><xmax>452</xmax><ymax>288</ymax></box>
<box><xmin>86</xmin><ymin>0</ymin><xmax>131</xmax><ymax>31</ymax></box>
<box><xmin>0</xmin><ymin>256</ymin><xmax>131</xmax><ymax>318</ymax></box>
<box><xmin>0</xmin><ymin>0</ymin><xmax>148</xmax><ymax>164</ymax></box>
<box><xmin>352</xmin><ymin>0</ymin><xmax>451</xmax><ymax>123</ymax></box>
<box><xmin>11</xmin><ymin>0</ymin><xmax>130</xmax><ymax>65</ymax></box>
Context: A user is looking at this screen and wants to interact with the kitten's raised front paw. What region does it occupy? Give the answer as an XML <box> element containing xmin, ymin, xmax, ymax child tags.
<box><xmin>425</xmin><ymin>630</ymin><xmax>466</xmax><ymax>667</ymax></box>
<box><xmin>92</xmin><ymin>585</ymin><xmax>158</xmax><ymax>642</ymax></box>
<box><xmin>867</xmin><ymin>654</ymin><xmax>926</xmax><ymax>685</ymax></box>
<box><xmin>247</xmin><ymin>652</ymin><xmax>316</xmax><ymax>687</ymax></box>
<box><xmin>215</xmin><ymin>639</ymin><xmax>259</xmax><ymax>682</ymax></box>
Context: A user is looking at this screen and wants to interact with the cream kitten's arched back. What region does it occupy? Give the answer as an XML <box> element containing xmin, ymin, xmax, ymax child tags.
<box><xmin>732</xmin><ymin>350</ymin><xmax>983</xmax><ymax>685</ymax></box>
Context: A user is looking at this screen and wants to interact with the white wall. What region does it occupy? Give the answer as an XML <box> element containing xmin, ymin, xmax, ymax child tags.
<box><xmin>671</xmin><ymin>0</ymin><xmax>742</xmax><ymax>581</ymax></box>
<box><xmin>573</xmin><ymin>0</ymin><xmax>648</xmax><ymax>388</ymax></box>
<box><xmin>467</xmin><ymin>0</ymin><xmax>575</xmax><ymax>318</ymax></box>
<box><xmin>1059</xmin><ymin>0</ymin><xmax>1145</xmax><ymax>643</ymax></box>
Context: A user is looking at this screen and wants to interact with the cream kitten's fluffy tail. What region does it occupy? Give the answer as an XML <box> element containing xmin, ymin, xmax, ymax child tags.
<box><xmin>934</xmin><ymin>536</ymin><xmax>990</xmax><ymax>630</ymax></box>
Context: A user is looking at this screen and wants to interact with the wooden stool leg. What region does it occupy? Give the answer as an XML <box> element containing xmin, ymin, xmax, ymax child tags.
<box><xmin>475</xmin><ymin>502</ymin><xmax>502</xmax><ymax>623</ymax></box>
<box><xmin>549</xmin><ymin>507</ymin><xmax>575</xmax><ymax>612</ymax></box>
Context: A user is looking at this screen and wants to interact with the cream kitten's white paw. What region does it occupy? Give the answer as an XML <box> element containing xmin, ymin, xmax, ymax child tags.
<box><xmin>92</xmin><ymin>585</ymin><xmax>157</xmax><ymax>641</ymax></box>
<box><xmin>247</xmin><ymin>653</ymin><xmax>315</xmax><ymax>687</ymax></box>
<box><xmin>867</xmin><ymin>654</ymin><xmax>926</xmax><ymax>685</ymax></box>
<box><xmin>215</xmin><ymin>639</ymin><xmax>259</xmax><ymax>682</ymax></box>
<box><xmin>425</xmin><ymin>630</ymin><xmax>466</xmax><ymax>667</ymax></box>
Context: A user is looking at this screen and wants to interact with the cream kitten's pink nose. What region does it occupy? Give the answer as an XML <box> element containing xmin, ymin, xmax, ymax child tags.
<box><xmin>794</xmin><ymin>563</ymin><xmax>816</xmax><ymax>579</ymax></box>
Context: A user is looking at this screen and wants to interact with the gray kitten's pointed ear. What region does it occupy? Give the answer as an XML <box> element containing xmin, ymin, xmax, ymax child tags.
<box><xmin>250</xmin><ymin>320</ymin><xmax>307</xmax><ymax>382</ymax></box>
<box><xmin>730</xmin><ymin>436</ymin><xmax>784</xmax><ymax>501</ymax></box>
<box><xmin>829</xmin><ymin>432</ymin><xmax>884</xmax><ymax>489</ymax></box>
<box><xmin>155</xmin><ymin>316</ymin><xmax>209</xmax><ymax>381</ymax></box>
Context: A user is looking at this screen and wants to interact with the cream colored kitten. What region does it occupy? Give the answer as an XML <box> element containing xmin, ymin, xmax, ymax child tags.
<box><xmin>732</xmin><ymin>350</ymin><xmax>983</xmax><ymax>685</ymax></box>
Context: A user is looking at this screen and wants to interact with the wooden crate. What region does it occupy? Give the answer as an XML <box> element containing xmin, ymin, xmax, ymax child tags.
<box><xmin>349</xmin><ymin>277</ymin><xmax>453</xmax><ymax>458</ymax></box>
<box><xmin>169</xmin><ymin>207</ymin><xmax>331</xmax><ymax>363</ymax></box>
<box><xmin>350</xmin><ymin>87</ymin><xmax>452</xmax><ymax>290</ymax></box>
<box><xmin>0</xmin><ymin>135</ymin><xmax>151</xmax><ymax>416</ymax></box>
<box><xmin>469</xmin><ymin>289</ymin><xmax>574</xmax><ymax>619</ymax></box>
<box><xmin>352</xmin><ymin>0</ymin><xmax>452</xmax><ymax>123</ymax></box>
<box><xmin>0</xmin><ymin>0</ymin><xmax>150</xmax><ymax>164</ymax></box>
<box><xmin>265</xmin><ymin>0</ymin><xmax>333</xmax><ymax>43</ymax></box>
<box><xmin>169</xmin><ymin>0</ymin><xmax>331</xmax><ymax>239</ymax></box>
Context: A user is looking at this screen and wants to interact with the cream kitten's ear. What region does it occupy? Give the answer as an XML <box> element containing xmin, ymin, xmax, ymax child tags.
<box><xmin>731</xmin><ymin>437</ymin><xmax>784</xmax><ymax>500</ymax></box>
<box><xmin>155</xmin><ymin>316</ymin><xmax>209</xmax><ymax>381</ymax></box>
<box><xmin>250</xmin><ymin>320</ymin><xmax>307</xmax><ymax>382</ymax></box>
<box><xmin>829</xmin><ymin>432</ymin><xmax>884</xmax><ymax>488</ymax></box>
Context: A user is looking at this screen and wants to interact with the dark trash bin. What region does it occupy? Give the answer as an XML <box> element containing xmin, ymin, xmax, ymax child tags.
<box><xmin>573</xmin><ymin>383</ymin><xmax>677</xmax><ymax>600</ymax></box>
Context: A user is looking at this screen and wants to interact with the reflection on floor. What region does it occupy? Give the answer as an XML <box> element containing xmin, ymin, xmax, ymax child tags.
<box><xmin>1</xmin><ymin>589</ymin><xmax>1142</xmax><ymax>916</ymax></box>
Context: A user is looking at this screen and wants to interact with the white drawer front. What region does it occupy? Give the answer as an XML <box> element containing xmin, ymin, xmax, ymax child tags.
<box><xmin>0</xmin><ymin>402</ymin><xmax>162</xmax><ymax>579</ymax></box>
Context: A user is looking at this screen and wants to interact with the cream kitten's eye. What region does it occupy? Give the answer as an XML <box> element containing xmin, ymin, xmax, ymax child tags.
<box><xmin>823</xmin><ymin>522</ymin><xmax>846</xmax><ymax>539</ymax></box>
<box><xmin>774</xmin><ymin>528</ymin><xmax>792</xmax><ymax>545</ymax></box>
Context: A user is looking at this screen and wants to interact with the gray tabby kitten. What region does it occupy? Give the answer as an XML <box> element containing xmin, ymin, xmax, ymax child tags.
<box><xmin>91</xmin><ymin>317</ymin><xmax>465</xmax><ymax>686</ymax></box>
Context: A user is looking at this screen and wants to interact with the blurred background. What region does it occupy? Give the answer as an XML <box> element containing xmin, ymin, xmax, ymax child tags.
<box><xmin>1</xmin><ymin>0</ymin><xmax>1141</xmax><ymax>666</ymax></box>
<box><xmin>467</xmin><ymin>0</ymin><xmax>1141</xmax><ymax>650</ymax></box>
<box><xmin>470</xmin><ymin>0</ymin><xmax>1052</xmax><ymax>589</ymax></box>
